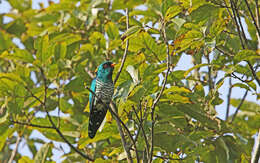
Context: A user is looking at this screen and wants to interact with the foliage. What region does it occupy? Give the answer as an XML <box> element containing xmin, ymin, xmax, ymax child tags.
<box><xmin>0</xmin><ymin>0</ymin><xmax>259</xmax><ymax>162</ymax></box>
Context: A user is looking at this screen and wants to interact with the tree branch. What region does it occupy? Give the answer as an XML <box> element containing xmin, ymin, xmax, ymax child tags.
<box><xmin>225</xmin><ymin>77</ymin><xmax>232</xmax><ymax>121</ymax></box>
<box><xmin>10</xmin><ymin>120</ymin><xmax>54</xmax><ymax>129</ymax></box>
<box><xmin>226</xmin><ymin>0</ymin><xmax>260</xmax><ymax>86</ymax></box>
<box><xmin>244</xmin><ymin>0</ymin><xmax>260</xmax><ymax>37</ymax></box>
<box><xmin>252</xmin><ymin>129</ymin><xmax>260</xmax><ymax>163</ymax></box>
<box><xmin>230</xmin><ymin>90</ymin><xmax>248</xmax><ymax>123</ymax></box>
<box><xmin>8</xmin><ymin>135</ymin><xmax>21</xmax><ymax>163</ymax></box>
<box><xmin>110</xmin><ymin>102</ymin><xmax>133</xmax><ymax>163</ymax></box>
<box><xmin>149</xmin><ymin>19</ymin><xmax>171</xmax><ymax>163</ymax></box>
<box><xmin>114</xmin><ymin>8</ymin><xmax>129</xmax><ymax>84</ymax></box>
<box><xmin>39</xmin><ymin>68</ymin><xmax>94</xmax><ymax>161</ymax></box>
<box><xmin>110</xmin><ymin>8</ymin><xmax>138</xmax><ymax>162</ymax></box>
<box><xmin>153</xmin><ymin>154</ymin><xmax>184</xmax><ymax>161</ymax></box>
<box><xmin>132</xmin><ymin>105</ymin><xmax>150</xmax><ymax>159</ymax></box>
<box><xmin>228</xmin><ymin>0</ymin><xmax>246</xmax><ymax>48</ymax></box>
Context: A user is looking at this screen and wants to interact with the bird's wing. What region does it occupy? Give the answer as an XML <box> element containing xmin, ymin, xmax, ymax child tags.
<box><xmin>89</xmin><ymin>78</ymin><xmax>96</xmax><ymax>112</ymax></box>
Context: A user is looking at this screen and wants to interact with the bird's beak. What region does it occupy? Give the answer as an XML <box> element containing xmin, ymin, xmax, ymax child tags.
<box><xmin>111</xmin><ymin>63</ymin><xmax>116</xmax><ymax>67</ymax></box>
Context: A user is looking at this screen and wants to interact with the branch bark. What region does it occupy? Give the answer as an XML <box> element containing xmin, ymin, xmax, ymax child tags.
<box><xmin>132</xmin><ymin>105</ymin><xmax>149</xmax><ymax>159</ymax></box>
<box><xmin>230</xmin><ymin>90</ymin><xmax>248</xmax><ymax>123</ymax></box>
<box><xmin>226</xmin><ymin>0</ymin><xmax>260</xmax><ymax>86</ymax></box>
<box><xmin>251</xmin><ymin>129</ymin><xmax>260</xmax><ymax>163</ymax></box>
<box><xmin>149</xmin><ymin>19</ymin><xmax>171</xmax><ymax>163</ymax></box>
<box><xmin>244</xmin><ymin>0</ymin><xmax>260</xmax><ymax>36</ymax></box>
<box><xmin>110</xmin><ymin>8</ymin><xmax>138</xmax><ymax>162</ymax></box>
<box><xmin>110</xmin><ymin>103</ymin><xmax>133</xmax><ymax>163</ymax></box>
<box><xmin>10</xmin><ymin>120</ymin><xmax>54</xmax><ymax>129</ymax></box>
<box><xmin>8</xmin><ymin>135</ymin><xmax>21</xmax><ymax>163</ymax></box>
<box><xmin>39</xmin><ymin>68</ymin><xmax>94</xmax><ymax>161</ymax></box>
<box><xmin>225</xmin><ymin>77</ymin><xmax>232</xmax><ymax>121</ymax></box>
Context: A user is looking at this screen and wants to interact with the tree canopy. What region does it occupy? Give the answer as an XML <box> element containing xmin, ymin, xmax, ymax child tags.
<box><xmin>0</xmin><ymin>0</ymin><xmax>260</xmax><ymax>162</ymax></box>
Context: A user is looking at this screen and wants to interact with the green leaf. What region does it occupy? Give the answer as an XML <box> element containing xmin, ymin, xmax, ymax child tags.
<box><xmin>234</xmin><ymin>50</ymin><xmax>260</xmax><ymax>64</ymax></box>
<box><xmin>171</xmin><ymin>18</ymin><xmax>186</xmax><ymax>31</ymax></box>
<box><xmin>5</xmin><ymin>19</ymin><xmax>27</xmax><ymax>37</ymax></box>
<box><xmin>177</xmin><ymin>104</ymin><xmax>219</xmax><ymax>130</ymax></box>
<box><xmin>0</xmin><ymin>31</ymin><xmax>12</xmax><ymax>52</ymax></box>
<box><xmin>54</xmin><ymin>42</ymin><xmax>67</xmax><ymax>60</ymax></box>
<box><xmin>126</xmin><ymin>65</ymin><xmax>139</xmax><ymax>84</ymax></box>
<box><xmin>105</xmin><ymin>22</ymin><xmax>119</xmax><ymax>40</ymax></box>
<box><xmin>190</xmin><ymin>4</ymin><xmax>218</xmax><ymax>23</ymax></box>
<box><xmin>51</xmin><ymin>33</ymin><xmax>81</xmax><ymax>46</ymax></box>
<box><xmin>164</xmin><ymin>86</ymin><xmax>191</xmax><ymax>94</ymax></box>
<box><xmin>0</xmin><ymin>123</ymin><xmax>15</xmax><ymax>151</ymax></box>
<box><xmin>232</xmin><ymin>83</ymin><xmax>250</xmax><ymax>90</ymax></box>
<box><xmin>121</xmin><ymin>25</ymin><xmax>142</xmax><ymax>41</ymax></box>
<box><xmin>47</xmin><ymin>64</ymin><xmax>59</xmax><ymax>79</ymax></box>
<box><xmin>89</xmin><ymin>32</ymin><xmax>106</xmax><ymax>49</ymax></box>
<box><xmin>35</xmin><ymin>35</ymin><xmax>52</xmax><ymax>64</ymax></box>
<box><xmin>247</xmin><ymin>81</ymin><xmax>257</xmax><ymax>91</ymax></box>
<box><xmin>8</xmin><ymin>0</ymin><xmax>31</xmax><ymax>12</ymax></box>
<box><xmin>112</xmin><ymin>0</ymin><xmax>144</xmax><ymax>10</ymax></box>
<box><xmin>185</xmin><ymin>64</ymin><xmax>218</xmax><ymax>77</ymax></box>
<box><xmin>19</xmin><ymin>156</ymin><xmax>35</xmax><ymax>163</ymax></box>
<box><xmin>230</xmin><ymin>99</ymin><xmax>260</xmax><ymax>113</ymax></box>
<box><xmin>64</xmin><ymin>77</ymin><xmax>85</xmax><ymax>92</ymax></box>
<box><xmin>1</xmin><ymin>49</ymin><xmax>34</xmax><ymax>63</ymax></box>
<box><xmin>34</xmin><ymin>142</ymin><xmax>52</xmax><ymax>163</ymax></box>
<box><xmin>165</xmin><ymin>5</ymin><xmax>182</xmax><ymax>21</ymax></box>
<box><xmin>60</xmin><ymin>98</ymin><xmax>73</xmax><ymax>113</ymax></box>
<box><xmin>0</xmin><ymin>98</ymin><xmax>8</xmax><ymax>124</ymax></box>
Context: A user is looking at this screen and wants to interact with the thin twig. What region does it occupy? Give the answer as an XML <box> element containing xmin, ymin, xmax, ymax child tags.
<box><xmin>215</xmin><ymin>46</ymin><xmax>234</xmax><ymax>57</ymax></box>
<box><xmin>244</xmin><ymin>0</ymin><xmax>260</xmax><ymax>36</ymax></box>
<box><xmin>234</xmin><ymin>1</ymin><xmax>249</xmax><ymax>46</ymax></box>
<box><xmin>57</xmin><ymin>89</ymin><xmax>61</xmax><ymax>128</ymax></box>
<box><xmin>132</xmin><ymin>106</ymin><xmax>150</xmax><ymax>159</ymax></box>
<box><xmin>206</xmin><ymin>52</ymin><xmax>213</xmax><ymax>90</ymax></box>
<box><xmin>153</xmin><ymin>155</ymin><xmax>184</xmax><ymax>161</ymax></box>
<box><xmin>247</xmin><ymin>62</ymin><xmax>260</xmax><ymax>86</ymax></box>
<box><xmin>111</xmin><ymin>8</ymin><xmax>137</xmax><ymax>162</ymax></box>
<box><xmin>225</xmin><ymin>77</ymin><xmax>232</xmax><ymax>121</ymax></box>
<box><xmin>231</xmin><ymin>73</ymin><xmax>252</xmax><ymax>82</ymax></box>
<box><xmin>228</xmin><ymin>0</ymin><xmax>246</xmax><ymax>49</ymax></box>
<box><xmin>230</xmin><ymin>90</ymin><xmax>248</xmax><ymax>123</ymax></box>
<box><xmin>256</xmin><ymin>0</ymin><xmax>260</xmax><ymax>29</ymax></box>
<box><xmin>110</xmin><ymin>103</ymin><xmax>133</xmax><ymax>163</ymax></box>
<box><xmin>251</xmin><ymin>129</ymin><xmax>260</xmax><ymax>163</ymax></box>
<box><xmin>39</xmin><ymin>68</ymin><xmax>94</xmax><ymax>161</ymax></box>
<box><xmin>8</xmin><ymin>135</ymin><xmax>21</xmax><ymax>163</ymax></box>
<box><xmin>149</xmin><ymin>18</ymin><xmax>171</xmax><ymax>163</ymax></box>
<box><xmin>227</xmin><ymin>0</ymin><xmax>260</xmax><ymax>86</ymax></box>
<box><xmin>114</xmin><ymin>8</ymin><xmax>129</xmax><ymax>84</ymax></box>
<box><xmin>10</xmin><ymin>120</ymin><xmax>54</xmax><ymax>129</ymax></box>
<box><xmin>24</xmin><ymin>86</ymin><xmax>45</xmax><ymax>106</ymax></box>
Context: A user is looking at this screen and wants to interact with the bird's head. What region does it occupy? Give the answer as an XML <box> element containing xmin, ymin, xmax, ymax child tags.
<box><xmin>96</xmin><ymin>61</ymin><xmax>115</xmax><ymax>82</ymax></box>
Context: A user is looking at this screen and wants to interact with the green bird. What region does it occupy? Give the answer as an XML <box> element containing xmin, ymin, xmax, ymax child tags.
<box><xmin>88</xmin><ymin>61</ymin><xmax>115</xmax><ymax>138</ymax></box>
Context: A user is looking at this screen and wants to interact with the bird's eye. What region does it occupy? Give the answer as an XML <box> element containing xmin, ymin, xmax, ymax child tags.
<box><xmin>103</xmin><ymin>64</ymin><xmax>108</xmax><ymax>69</ymax></box>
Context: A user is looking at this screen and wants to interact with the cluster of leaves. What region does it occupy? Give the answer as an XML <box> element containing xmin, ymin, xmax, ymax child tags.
<box><xmin>0</xmin><ymin>0</ymin><xmax>259</xmax><ymax>162</ymax></box>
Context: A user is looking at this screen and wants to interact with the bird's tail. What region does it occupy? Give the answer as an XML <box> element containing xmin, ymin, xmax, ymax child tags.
<box><xmin>88</xmin><ymin>108</ymin><xmax>107</xmax><ymax>139</ymax></box>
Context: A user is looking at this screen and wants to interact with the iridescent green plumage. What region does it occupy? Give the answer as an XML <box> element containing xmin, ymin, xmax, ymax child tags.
<box><xmin>88</xmin><ymin>61</ymin><xmax>115</xmax><ymax>138</ymax></box>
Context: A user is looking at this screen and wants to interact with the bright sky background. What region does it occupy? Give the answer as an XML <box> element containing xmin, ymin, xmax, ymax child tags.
<box><xmin>0</xmin><ymin>0</ymin><xmax>259</xmax><ymax>162</ymax></box>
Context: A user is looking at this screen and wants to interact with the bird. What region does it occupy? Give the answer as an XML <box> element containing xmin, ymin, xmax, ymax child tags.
<box><xmin>88</xmin><ymin>61</ymin><xmax>115</xmax><ymax>139</ymax></box>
